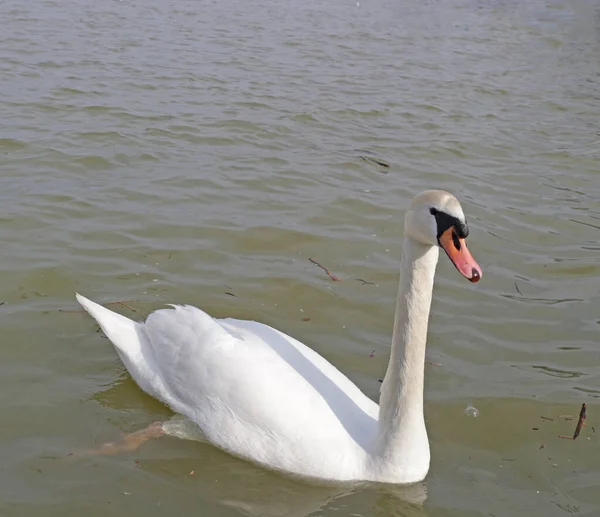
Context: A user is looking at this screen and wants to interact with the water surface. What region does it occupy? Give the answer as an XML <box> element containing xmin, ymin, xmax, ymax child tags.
<box><xmin>1</xmin><ymin>0</ymin><xmax>600</xmax><ymax>515</ymax></box>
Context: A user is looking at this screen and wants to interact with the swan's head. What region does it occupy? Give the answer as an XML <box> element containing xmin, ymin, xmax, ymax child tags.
<box><xmin>405</xmin><ymin>190</ymin><xmax>482</xmax><ymax>283</ymax></box>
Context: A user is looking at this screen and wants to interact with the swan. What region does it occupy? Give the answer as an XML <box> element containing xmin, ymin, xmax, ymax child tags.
<box><xmin>76</xmin><ymin>189</ymin><xmax>481</xmax><ymax>484</ymax></box>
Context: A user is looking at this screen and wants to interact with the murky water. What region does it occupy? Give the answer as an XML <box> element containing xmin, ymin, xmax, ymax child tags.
<box><xmin>1</xmin><ymin>0</ymin><xmax>600</xmax><ymax>515</ymax></box>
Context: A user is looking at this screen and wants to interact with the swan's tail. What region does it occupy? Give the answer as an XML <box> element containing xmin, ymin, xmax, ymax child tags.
<box><xmin>76</xmin><ymin>293</ymin><xmax>167</xmax><ymax>402</ymax></box>
<box><xmin>75</xmin><ymin>293</ymin><xmax>141</xmax><ymax>357</ymax></box>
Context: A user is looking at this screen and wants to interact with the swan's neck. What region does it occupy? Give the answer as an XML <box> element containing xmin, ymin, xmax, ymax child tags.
<box><xmin>373</xmin><ymin>238</ymin><xmax>438</xmax><ymax>479</ymax></box>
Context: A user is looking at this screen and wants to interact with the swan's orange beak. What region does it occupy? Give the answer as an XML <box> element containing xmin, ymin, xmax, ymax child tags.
<box><xmin>439</xmin><ymin>227</ymin><xmax>482</xmax><ymax>283</ymax></box>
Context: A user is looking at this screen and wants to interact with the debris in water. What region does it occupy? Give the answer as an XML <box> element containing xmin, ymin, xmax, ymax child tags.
<box><xmin>355</xmin><ymin>278</ymin><xmax>376</xmax><ymax>286</ymax></box>
<box><xmin>112</xmin><ymin>301</ymin><xmax>137</xmax><ymax>313</ymax></box>
<box><xmin>515</xmin><ymin>282</ymin><xmax>522</xmax><ymax>295</ymax></box>
<box><xmin>355</xmin><ymin>150</ymin><xmax>390</xmax><ymax>170</ymax></box>
<box><xmin>369</xmin><ymin>349</ymin><xmax>376</xmax><ymax>358</ymax></box>
<box><xmin>464</xmin><ymin>405</ymin><xmax>479</xmax><ymax>418</ymax></box>
<box><xmin>359</xmin><ymin>155</ymin><xmax>390</xmax><ymax>169</ymax></box>
<box><xmin>559</xmin><ymin>403</ymin><xmax>587</xmax><ymax>440</ymax></box>
<box><xmin>308</xmin><ymin>257</ymin><xmax>341</xmax><ymax>281</ymax></box>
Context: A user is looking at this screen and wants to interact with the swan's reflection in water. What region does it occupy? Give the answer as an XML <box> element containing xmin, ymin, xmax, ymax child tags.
<box><xmin>217</xmin><ymin>478</ymin><xmax>427</xmax><ymax>517</ymax></box>
<box><xmin>132</xmin><ymin>418</ymin><xmax>427</xmax><ymax>517</ymax></box>
<box><xmin>93</xmin><ymin>378</ymin><xmax>428</xmax><ymax>517</ymax></box>
<box><xmin>154</xmin><ymin>415</ymin><xmax>428</xmax><ymax>517</ymax></box>
<box><xmin>148</xmin><ymin>453</ymin><xmax>428</xmax><ymax>517</ymax></box>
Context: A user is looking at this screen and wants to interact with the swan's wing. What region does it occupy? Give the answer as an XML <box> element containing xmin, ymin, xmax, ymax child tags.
<box><xmin>141</xmin><ymin>304</ymin><xmax>239</xmax><ymax>414</ymax></box>
<box><xmin>142</xmin><ymin>305</ymin><xmax>377</xmax><ymax>467</ymax></box>
<box><xmin>78</xmin><ymin>296</ymin><xmax>378</xmax><ymax>478</ymax></box>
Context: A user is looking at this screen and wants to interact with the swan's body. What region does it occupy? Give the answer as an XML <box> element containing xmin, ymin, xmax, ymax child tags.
<box><xmin>77</xmin><ymin>190</ymin><xmax>481</xmax><ymax>484</ymax></box>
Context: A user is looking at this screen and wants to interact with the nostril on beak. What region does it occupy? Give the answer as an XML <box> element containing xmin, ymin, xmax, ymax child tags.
<box><xmin>469</xmin><ymin>268</ymin><xmax>481</xmax><ymax>283</ymax></box>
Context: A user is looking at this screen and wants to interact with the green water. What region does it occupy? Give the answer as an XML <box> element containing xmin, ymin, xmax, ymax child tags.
<box><xmin>1</xmin><ymin>0</ymin><xmax>600</xmax><ymax>515</ymax></box>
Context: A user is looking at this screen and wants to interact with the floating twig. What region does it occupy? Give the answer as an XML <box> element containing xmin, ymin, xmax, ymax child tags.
<box><xmin>559</xmin><ymin>403</ymin><xmax>587</xmax><ymax>440</ymax></box>
<box><xmin>302</xmin><ymin>317</ymin><xmax>311</xmax><ymax>322</ymax></box>
<box><xmin>573</xmin><ymin>403</ymin><xmax>587</xmax><ymax>439</ymax></box>
<box><xmin>358</xmin><ymin>155</ymin><xmax>390</xmax><ymax>169</ymax></box>
<box><xmin>369</xmin><ymin>349</ymin><xmax>376</xmax><ymax>358</ymax></box>
<box><xmin>515</xmin><ymin>282</ymin><xmax>522</xmax><ymax>295</ymax></box>
<box><xmin>541</xmin><ymin>416</ymin><xmax>554</xmax><ymax>421</ymax></box>
<box><xmin>113</xmin><ymin>301</ymin><xmax>138</xmax><ymax>313</ymax></box>
<box><xmin>104</xmin><ymin>300</ymin><xmax>136</xmax><ymax>305</ymax></box>
<box><xmin>308</xmin><ymin>257</ymin><xmax>341</xmax><ymax>281</ymax></box>
<box><xmin>426</xmin><ymin>361</ymin><xmax>442</xmax><ymax>367</ymax></box>
<box><xmin>225</xmin><ymin>292</ymin><xmax>236</xmax><ymax>297</ymax></box>
<box><xmin>355</xmin><ymin>278</ymin><xmax>376</xmax><ymax>285</ymax></box>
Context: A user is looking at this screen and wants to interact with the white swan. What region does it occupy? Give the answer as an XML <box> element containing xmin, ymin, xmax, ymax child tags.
<box><xmin>76</xmin><ymin>190</ymin><xmax>481</xmax><ymax>484</ymax></box>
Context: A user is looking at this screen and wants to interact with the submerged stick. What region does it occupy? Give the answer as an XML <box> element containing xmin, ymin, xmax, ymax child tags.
<box><xmin>359</xmin><ymin>155</ymin><xmax>390</xmax><ymax>169</ymax></box>
<box><xmin>559</xmin><ymin>403</ymin><xmax>587</xmax><ymax>440</ymax></box>
<box><xmin>112</xmin><ymin>301</ymin><xmax>138</xmax><ymax>313</ymax></box>
<box><xmin>308</xmin><ymin>257</ymin><xmax>341</xmax><ymax>282</ymax></box>
<box><xmin>356</xmin><ymin>278</ymin><xmax>376</xmax><ymax>285</ymax></box>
